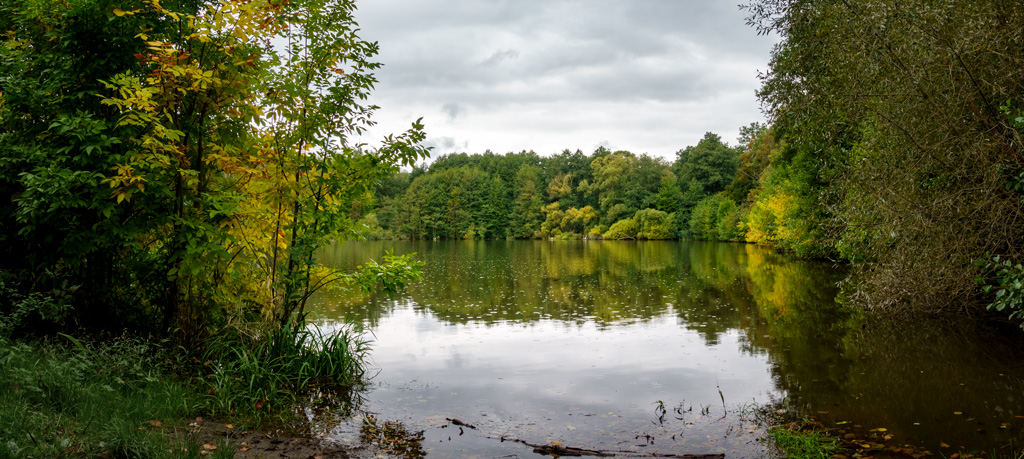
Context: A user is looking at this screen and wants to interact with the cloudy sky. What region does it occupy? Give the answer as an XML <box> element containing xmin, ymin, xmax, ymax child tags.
<box><xmin>352</xmin><ymin>1</ymin><xmax>779</xmax><ymax>163</ymax></box>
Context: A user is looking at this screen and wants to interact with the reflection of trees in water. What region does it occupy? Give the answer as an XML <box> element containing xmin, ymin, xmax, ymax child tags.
<box><xmin>312</xmin><ymin>240</ymin><xmax>1024</xmax><ymax>451</ymax></box>
<box><xmin>314</xmin><ymin>240</ymin><xmax>849</xmax><ymax>347</ymax></box>
<box><xmin>312</xmin><ymin>240</ymin><xmax>823</xmax><ymax>342</ymax></box>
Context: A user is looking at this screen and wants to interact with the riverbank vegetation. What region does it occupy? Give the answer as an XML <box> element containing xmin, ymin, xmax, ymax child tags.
<box><xmin>0</xmin><ymin>0</ymin><xmax>425</xmax><ymax>449</ymax></box>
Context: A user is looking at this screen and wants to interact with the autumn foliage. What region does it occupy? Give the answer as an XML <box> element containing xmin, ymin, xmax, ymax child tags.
<box><xmin>0</xmin><ymin>0</ymin><xmax>427</xmax><ymax>340</ymax></box>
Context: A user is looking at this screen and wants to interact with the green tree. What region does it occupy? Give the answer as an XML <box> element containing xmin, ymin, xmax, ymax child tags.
<box><xmin>512</xmin><ymin>164</ymin><xmax>543</xmax><ymax>238</ymax></box>
<box><xmin>0</xmin><ymin>0</ymin><xmax>428</xmax><ymax>338</ymax></box>
<box><xmin>743</xmin><ymin>0</ymin><xmax>1024</xmax><ymax>310</ymax></box>
<box><xmin>675</xmin><ymin>132</ymin><xmax>741</xmax><ymax>197</ymax></box>
<box><xmin>485</xmin><ymin>176</ymin><xmax>513</xmax><ymax>239</ymax></box>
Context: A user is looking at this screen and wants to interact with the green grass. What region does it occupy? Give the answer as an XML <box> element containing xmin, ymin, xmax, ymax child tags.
<box><xmin>199</xmin><ymin>313</ymin><xmax>371</xmax><ymax>421</ymax></box>
<box><xmin>0</xmin><ymin>314</ymin><xmax>371</xmax><ymax>457</ymax></box>
<box><xmin>771</xmin><ymin>426</ymin><xmax>841</xmax><ymax>459</ymax></box>
<box><xmin>0</xmin><ymin>335</ymin><xmax>204</xmax><ymax>458</ymax></box>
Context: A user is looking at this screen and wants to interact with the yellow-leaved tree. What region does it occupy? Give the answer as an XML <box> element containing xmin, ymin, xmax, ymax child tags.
<box><xmin>96</xmin><ymin>0</ymin><xmax>428</xmax><ymax>340</ymax></box>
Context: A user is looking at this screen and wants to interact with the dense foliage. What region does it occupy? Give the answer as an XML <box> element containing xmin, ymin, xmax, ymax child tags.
<box><xmin>349</xmin><ymin>124</ymin><xmax>831</xmax><ymax>262</ymax></box>
<box><xmin>352</xmin><ymin>134</ymin><xmax>758</xmax><ymax>242</ymax></box>
<box><xmin>0</xmin><ymin>0</ymin><xmax>427</xmax><ymax>341</ymax></box>
<box><xmin>743</xmin><ymin>0</ymin><xmax>1024</xmax><ymax>323</ymax></box>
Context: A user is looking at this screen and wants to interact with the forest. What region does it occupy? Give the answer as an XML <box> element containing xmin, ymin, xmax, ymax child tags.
<box><xmin>352</xmin><ymin>129</ymin><xmax>761</xmax><ymax>244</ymax></box>
<box><xmin>2</xmin><ymin>0</ymin><xmax>1024</xmax><ymax>456</ymax></box>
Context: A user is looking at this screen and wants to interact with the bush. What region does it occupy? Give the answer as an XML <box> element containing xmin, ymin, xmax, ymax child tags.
<box><xmin>976</xmin><ymin>254</ymin><xmax>1024</xmax><ymax>328</ymax></box>
<box><xmin>635</xmin><ymin>209</ymin><xmax>674</xmax><ymax>240</ymax></box>
<box><xmin>0</xmin><ymin>270</ymin><xmax>76</xmax><ymax>338</ymax></box>
<box><xmin>689</xmin><ymin>194</ymin><xmax>740</xmax><ymax>241</ymax></box>
<box><xmin>602</xmin><ymin>218</ymin><xmax>640</xmax><ymax>240</ymax></box>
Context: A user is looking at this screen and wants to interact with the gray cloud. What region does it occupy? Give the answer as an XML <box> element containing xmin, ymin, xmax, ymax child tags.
<box><xmin>480</xmin><ymin>49</ymin><xmax>519</xmax><ymax>67</ymax></box>
<box><xmin>420</xmin><ymin>136</ymin><xmax>468</xmax><ymax>154</ymax></box>
<box><xmin>353</xmin><ymin>0</ymin><xmax>778</xmax><ymax>158</ymax></box>
<box><xmin>441</xmin><ymin>102</ymin><xmax>467</xmax><ymax>122</ymax></box>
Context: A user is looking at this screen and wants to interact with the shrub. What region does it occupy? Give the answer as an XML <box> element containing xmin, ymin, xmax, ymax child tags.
<box><xmin>976</xmin><ymin>254</ymin><xmax>1024</xmax><ymax>328</ymax></box>
<box><xmin>602</xmin><ymin>218</ymin><xmax>640</xmax><ymax>240</ymax></box>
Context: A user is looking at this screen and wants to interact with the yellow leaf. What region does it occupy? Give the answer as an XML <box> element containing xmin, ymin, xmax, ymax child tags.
<box><xmin>113</xmin><ymin>8</ymin><xmax>126</xmax><ymax>16</ymax></box>
<box><xmin>941</xmin><ymin>442</ymin><xmax>951</xmax><ymax>448</ymax></box>
<box><xmin>876</xmin><ymin>427</ymin><xmax>887</xmax><ymax>432</ymax></box>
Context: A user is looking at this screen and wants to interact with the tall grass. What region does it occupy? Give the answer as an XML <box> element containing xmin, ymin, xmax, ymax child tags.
<box><xmin>0</xmin><ymin>335</ymin><xmax>203</xmax><ymax>458</ymax></box>
<box><xmin>200</xmin><ymin>312</ymin><xmax>371</xmax><ymax>419</ymax></box>
<box><xmin>0</xmin><ymin>312</ymin><xmax>370</xmax><ymax>456</ymax></box>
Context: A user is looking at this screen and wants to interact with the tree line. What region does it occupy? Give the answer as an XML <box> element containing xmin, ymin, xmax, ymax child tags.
<box><xmin>351</xmin><ymin>128</ymin><xmax>770</xmax><ymax>243</ymax></box>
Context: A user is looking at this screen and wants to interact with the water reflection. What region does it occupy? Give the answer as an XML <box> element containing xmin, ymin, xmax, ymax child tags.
<box><xmin>311</xmin><ymin>240</ymin><xmax>1024</xmax><ymax>457</ymax></box>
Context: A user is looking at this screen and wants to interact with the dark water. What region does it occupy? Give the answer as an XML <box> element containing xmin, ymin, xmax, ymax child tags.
<box><xmin>308</xmin><ymin>240</ymin><xmax>1024</xmax><ymax>458</ymax></box>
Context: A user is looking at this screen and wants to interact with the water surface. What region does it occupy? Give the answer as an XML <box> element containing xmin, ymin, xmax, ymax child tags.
<box><xmin>309</xmin><ymin>240</ymin><xmax>1024</xmax><ymax>458</ymax></box>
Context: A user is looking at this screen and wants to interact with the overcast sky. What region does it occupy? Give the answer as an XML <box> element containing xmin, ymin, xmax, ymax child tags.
<box><xmin>352</xmin><ymin>1</ymin><xmax>778</xmax><ymax>163</ymax></box>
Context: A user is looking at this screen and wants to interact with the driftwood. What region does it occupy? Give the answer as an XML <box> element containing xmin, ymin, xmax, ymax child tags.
<box><xmin>445</xmin><ymin>418</ymin><xmax>477</xmax><ymax>429</ymax></box>
<box><xmin>445</xmin><ymin>417</ymin><xmax>725</xmax><ymax>458</ymax></box>
<box><xmin>499</xmin><ymin>437</ymin><xmax>725</xmax><ymax>458</ymax></box>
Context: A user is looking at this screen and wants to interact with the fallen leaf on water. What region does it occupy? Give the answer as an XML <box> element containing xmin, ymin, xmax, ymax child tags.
<box><xmin>566</xmin><ymin>425</ymin><xmax>575</xmax><ymax>430</ymax></box>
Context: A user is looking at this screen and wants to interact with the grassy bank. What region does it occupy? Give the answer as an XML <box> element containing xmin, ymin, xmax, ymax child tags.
<box><xmin>0</xmin><ymin>318</ymin><xmax>368</xmax><ymax>458</ymax></box>
<box><xmin>0</xmin><ymin>335</ymin><xmax>201</xmax><ymax>458</ymax></box>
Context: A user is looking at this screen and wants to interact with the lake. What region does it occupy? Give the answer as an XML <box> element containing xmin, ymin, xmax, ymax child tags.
<box><xmin>308</xmin><ymin>240</ymin><xmax>1024</xmax><ymax>458</ymax></box>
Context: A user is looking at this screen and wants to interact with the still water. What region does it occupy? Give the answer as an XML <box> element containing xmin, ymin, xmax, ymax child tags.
<box><xmin>309</xmin><ymin>240</ymin><xmax>1024</xmax><ymax>458</ymax></box>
